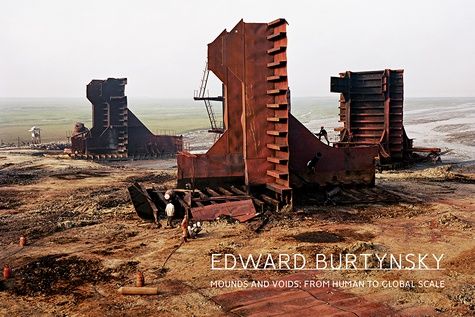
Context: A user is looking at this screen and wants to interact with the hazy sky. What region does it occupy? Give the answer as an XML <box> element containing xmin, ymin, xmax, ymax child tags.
<box><xmin>1</xmin><ymin>0</ymin><xmax>474</xmax><ymax>98</ymax></box>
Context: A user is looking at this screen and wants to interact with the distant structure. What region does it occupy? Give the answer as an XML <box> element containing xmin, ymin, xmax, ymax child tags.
<box><xmin>69</xmin><ymin>78</ymin><xmax>183</xmax><ymax>160</ymax></box>
<box><xmin>29</xmin><ymin>127</ymin><xmax>41</xmax><ymax>144</ymax></box>
<box><xmin>331</xmin><ymin>69</ymin><xmax>440</xmax><ymax>167</ymax></box>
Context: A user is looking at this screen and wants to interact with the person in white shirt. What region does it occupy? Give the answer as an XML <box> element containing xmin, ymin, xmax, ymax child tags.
<box><xmin>165</xmin><ymin>202</ymin><xmax>175</xmax><ymax>228</ymax></box>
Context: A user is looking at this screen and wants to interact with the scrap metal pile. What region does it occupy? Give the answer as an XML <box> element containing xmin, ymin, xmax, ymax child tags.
<box><xmin>69</xmin><ymin>78</ymin><xmax>183</xmax><ymax>160</ymax></box>
<box><xmin>128</xmin><ymin>180</ymin><xmax>426</xmax><ymax>227</ymax></box>
<box><xmin>128</xmin><ymin>183</ymin><xmax>264</xmax><ymax>225</ymax></box>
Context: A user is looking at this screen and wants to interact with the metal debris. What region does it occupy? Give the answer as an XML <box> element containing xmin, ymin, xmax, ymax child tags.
<box><xmin>128</xmin><ymin>184</ymin><xmax>261</xmax><ymax>224</ymax></box>
<box><xmin>128</xmin><ymin>182</ymin><xmax>159</xmax><ymax>223</ymax></box>
<box><xmin>191</xmin><ymin>199</ymin><xmax>257</xmax><ymax>222</ymax></box>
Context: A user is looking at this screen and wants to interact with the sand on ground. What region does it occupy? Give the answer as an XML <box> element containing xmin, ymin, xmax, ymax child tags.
<box><xmin>0</xmin><ymin>150</ymin><xmax>474</xmax><ymax>316</ymax></box>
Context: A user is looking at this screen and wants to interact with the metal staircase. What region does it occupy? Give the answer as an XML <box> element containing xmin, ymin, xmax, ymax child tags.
<box><xmin>194</xmin><ymin>61</ymin><xmax>224</xmax><ymax>134</ymax></box>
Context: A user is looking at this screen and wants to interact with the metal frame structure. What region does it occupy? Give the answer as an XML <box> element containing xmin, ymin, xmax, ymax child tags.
<box><xmin>177</xmin><ymin>19</ymin><xmax>378</xmax><ymax>204</ymax></box>
<box><xmin>331</xmin><ymin>70</ymin><xmax>440</xmax><ymax>166</ymax></box>
<box><xmin>70</xmin><ymin>78</ymin><xmax>183</xmax><ymax>160</ymax></box>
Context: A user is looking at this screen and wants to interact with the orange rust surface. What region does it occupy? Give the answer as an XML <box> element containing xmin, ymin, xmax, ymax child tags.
<box><xmin>191</xmin><ymin>199</ymin><xmax>257</xmax><ymax>222</ymax></box>
<box><xmin>178</xmin><ymin>19</ymin><xmax>377</xmax><ymax>192</ymax></box>
<box><xmin>213</xmin><ymin>272</ymin><xmax>394</xmax><ymax>316</ymax></box>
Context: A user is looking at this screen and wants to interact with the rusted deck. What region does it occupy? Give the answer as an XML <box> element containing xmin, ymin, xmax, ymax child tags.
<box><xmin>213</xmin><ymin>272</ymin><xmax>394</xmax><ymax>316</ymax></box>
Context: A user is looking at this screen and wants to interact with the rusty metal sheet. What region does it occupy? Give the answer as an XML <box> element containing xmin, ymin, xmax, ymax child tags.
<box><xmin>213</xmin><ymin>272</ymin><xmax>394</xmax><ymax>316</ymax></box>
<box><xmin>191</xmin><ymin>199</ymin><xmax>257</xmax><ymax>222</ymax></box>
<box><xmin>179</xmin><ymin>20</ymin><xmax>273</xmax><ymax>187</ymax></box>
<box><xmin>289</xmin><ymin>114</ymin><xmax>377</xmax><ymax>188</ymax></box>
<box><xmin>331</xmin><ymin>70</ymin><xmax>405</xmax><ymax>163</ymax></box>
<box><xmin>127</xmin><ymin>182</ymin><xmax>158</xmax><ymax>221</ymax></box>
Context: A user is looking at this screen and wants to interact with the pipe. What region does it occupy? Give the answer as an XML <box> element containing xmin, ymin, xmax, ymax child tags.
<box><xmin>118</xmin><ymin>287</ymin><xmax>159</xmax><ymax>295</ymax></box>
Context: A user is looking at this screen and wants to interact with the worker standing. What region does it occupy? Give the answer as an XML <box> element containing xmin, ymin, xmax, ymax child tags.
<box><xmin>307</xmin><ymin>152</ymin><xmax>322</xmax><ymax>173</ymax></box>
<box><xmin>181</xmin><ymin>184</ymin><xmax>192</xmax><ymax>243</ymax></box>
<box><xmin>165</xmin><ymin>201</ymin><xmax>175</xmax><ymax>228</ymax></box>
<box><xmin>316</xmin><ymin>126</ymin><xmax>330</xmax><ymax>145</ymax></box>
<box><xmin>181</xmin><ymin>214</ymin><xmax>189</xmax><ymax>243</ymax></box>
<box><xmin>164</xmin><ymin>189</ymin><xmax>174</xmax><ymax>201</ymax></box>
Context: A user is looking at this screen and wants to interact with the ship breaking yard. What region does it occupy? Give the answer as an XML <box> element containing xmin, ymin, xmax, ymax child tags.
<box><xmin>1</xmin><ymin>18</ymin><xmax>475</xmax><ymax>317</ymax></box>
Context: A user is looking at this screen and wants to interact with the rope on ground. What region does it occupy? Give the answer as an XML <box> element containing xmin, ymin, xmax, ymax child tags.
<box><xmin>160</xmin><ymin>239</ymin><xmax>184</xmax><ymax>272</ymax></box>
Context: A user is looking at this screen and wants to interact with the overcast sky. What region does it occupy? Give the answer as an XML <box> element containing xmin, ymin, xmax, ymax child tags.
<box><xmin>1</xmin><ymin>0</ymin><xmax>474</xmax><ymax>98</ymax></box>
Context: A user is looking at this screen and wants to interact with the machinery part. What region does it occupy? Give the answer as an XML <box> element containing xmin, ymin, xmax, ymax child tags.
<box><xmin>3</xmin><ymin>264</ymin><xmax>12</xmax><ymax>279</ymax></box>
<box><xmin>135</xmin><ymin>272</ymin><xmax>144</xmax><ymax>287</ymax></box>
<box><xmin>128</xmin><ymin>183</ymin><xmax>159</xmax><ymax>223</ymax></box>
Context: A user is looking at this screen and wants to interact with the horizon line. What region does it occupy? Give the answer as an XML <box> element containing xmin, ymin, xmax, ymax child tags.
<box><xmin>1</xmin><ymin>96</ymin><xmax>475</xmax><ymax>99</ymax></box>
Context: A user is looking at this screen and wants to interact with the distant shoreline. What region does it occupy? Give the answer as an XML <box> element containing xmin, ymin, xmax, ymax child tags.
<box><xmin>1</xmin><ymin>97</ymin><xmax>474</xmax><ymax>161</ymax></box>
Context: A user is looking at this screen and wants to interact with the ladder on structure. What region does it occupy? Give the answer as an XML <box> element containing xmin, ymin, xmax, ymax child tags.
<box><xmin>194</xmin><ymin>61</ymin><xmax>224</xmax><ymax>134</ymax></box>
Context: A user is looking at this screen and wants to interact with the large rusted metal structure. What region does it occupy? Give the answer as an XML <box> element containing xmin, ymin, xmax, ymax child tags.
<box><xmin>331</xmin><ymin>70</ymin><xmax>440</xmax><ymax>166</ymax></box>
<box><xmin>177</xmin><ymin>19</ymin><xmax>378</xmax><ymax>204</ymax></box>
<box><xmin>70</xmin><ymin>78</ymin><xmax>183</xmax><ymax>159</ymax></box>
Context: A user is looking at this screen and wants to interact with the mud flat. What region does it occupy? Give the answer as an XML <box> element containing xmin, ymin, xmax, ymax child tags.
<box><xmin>0</xmin><ymin>149</ymin><xmax>474</xmax><ymax>316</ymax></box>
<box><xmin>403</xmin><ymin>99</ymin><xmax>475</xmax><ymax>162</ymax></box>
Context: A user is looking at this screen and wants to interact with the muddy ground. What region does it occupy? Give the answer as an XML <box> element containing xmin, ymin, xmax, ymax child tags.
<box><xmin>0</xmin><ymin>150</ymin><xmax>474</xmax><ymax>316</ymax></box>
